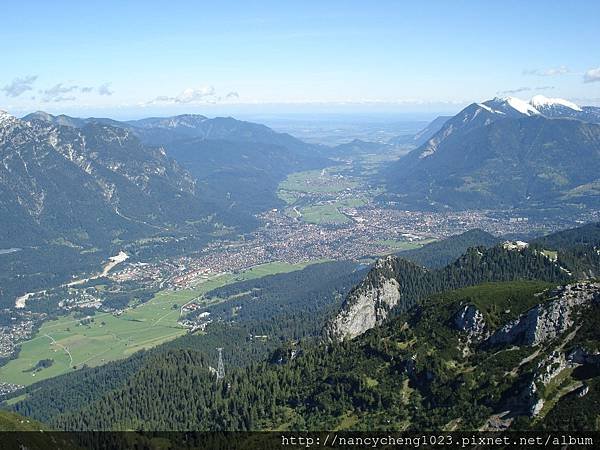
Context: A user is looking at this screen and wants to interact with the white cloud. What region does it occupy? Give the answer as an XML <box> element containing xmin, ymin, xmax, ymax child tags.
<box><xmin>42</xmin><ymin>83</ymin><xmax>79</xmax><ymax>102</ymax></box>
<box><xmin>523</xmin><ymin>65</ymin><xmax>570</xmax><ymax>76</ymax></box>
<box><xmin>98</xmin><ymin>83</ymin><xmax>114</xmax><ymax>96</ymax></box>
<box><xmin>584</xmin><ymin>67</ymin><xmax>600</xmax><ymax>83</ymax></box>
<box><xmin>497</xmin><ymin>86</ymin><xmax>555</xmax><ymax>95</ymax></box>
<box><xmin>147</xmin><ymin>86</ymin><xmax>239</xmax><ymax>105</ymax></box>
<box><xmin>2</xmin><ymin>75</ymin><xmax>38</xmax><ymax>97</ymax></box>
<box><xmin>38</xmin><ymin>82</ymin><xmax>113</xmax><ymax>102</ymax></box>
<box><xmin>497</xmin><ymin>87</ymin><xmax>531</xmax><ymax>95</ymax></box>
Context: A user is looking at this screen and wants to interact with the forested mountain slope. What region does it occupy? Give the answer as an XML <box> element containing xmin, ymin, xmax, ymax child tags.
<box><xmin>1</xmin><ymin>112</ymin><xmax>210</xmax><ymax>248</ymax></box>
<box><xmin>6</xmin><ymin>228</ymin><xmax>598</xmax><ymax>431</ymax></box>
<box><xmin>164</xmin><ymin>138</ymin><xmax>329</xmax><ymax>218</ymax></box>
<box><xmin>19</xmin><ymin>111</ymin><xmax>333</xmax><ymax>226</ymax></box>
<box><xmin>14</xmin><ymin>279</ymin><xmax>599</xmax><ymax>431</ymax></box>
<box><xmin>396</xmin><ymin>229</ymin><xmax>500</xmax><ymax>269</ymax></box>
<box><xmin>326</xmin><ymin>243</ymin><xmax>572</xmax><ymax>341</ymax></box>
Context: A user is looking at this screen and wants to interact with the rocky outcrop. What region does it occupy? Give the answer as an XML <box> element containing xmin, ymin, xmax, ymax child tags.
<box><xmin>535</xmin><ymin>351</ymin><xmax>568</xmax><ymax>386</ymax></box>
<box><xmin>526</xmin><ymin>382</ymin><xmax>545</xmax><ymax>417</ymax></box>
<box><xmin>576</xmin><ymin>384</ymin><xmax>589</xmax><ymax>398</ymax></box>
<box><xmin>453</xmin><ymin>304</ymin><xmax>488</xmax><ymax>341</ymax></box>
<box><xmin>324</xmin><ymin>243</ymin><xmax>574</xmax><ymax>343</ymax></box>
<box><xmin>487</xmin><ymin>283</ymin><xmax>600</xmax><ymax>347</ymax></box>
<box><xmin>453</xmin><ymin>304</ymin><xmax>489</xmax><ymax>356</ymax></box>
<box><xmin>498</xmin><ymin>283</ymin><xmax>600</xmax><ymax>417</ymax></box>
<box><xmin>325</xmin><ymin>256</ymin><xmax>406</xmax><ymax>341</ymax></box>
<box><xmin>517</xmin><ymin>352</ymin><xmax>564</xmax><ymax>418</ymax></box>
<box><xmin>502</xmin><ymin>240</ymin><xmax>529</xmax><ymax>251</ymax></box>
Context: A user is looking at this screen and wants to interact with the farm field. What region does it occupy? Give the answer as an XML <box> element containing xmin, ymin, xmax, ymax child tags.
<box><xmin>277</xmin><ymin>166</ymin><xmax>370</xmax><ymax>225</ymax></box>
<box><xmin>300</xmin><ymin>204</ymin><xmax>351</xmax><ymax>224</ymax></box>
<box><xmin>298</xmin><ymin>198</ymin><xmax>367</xmax><ymax>225</ymax></box>
<box><xmin>0</xmin><ymin>261</ymin><xmax>315</xmax><ymax>386</ymax></box>
<box><xmin>278</xmin><ymin>167</ymin><xmax>357</xmax><ymax>195</ymax></box>
<box><xmin>379</xmin><ymin>238</ymin><xmax>437</xmax><ymax>251</ymax></box>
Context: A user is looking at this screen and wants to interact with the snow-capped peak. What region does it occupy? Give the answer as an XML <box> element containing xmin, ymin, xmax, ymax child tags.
<box><xmin>503</xmin><ymin>97</ymin><xmax>540</xmax><ymax>115</ymax></box>
<box><xmin>477</xmin><ymin>103</ymin><xmax>506</xmax><ymax>115</ymax></box>
<box><xmin>483</xmin><ymin>97</ymin><xmax>540</xmax><ymax>116</ymax></box>
<box><xmin>529</xmin><ymin>95</ymin><xmax>582</xmax><ymax>112</ymax></box>
<box><xmin>0</xmin><ymin>110</ymin><xmax>16</xmax><ymax>125</ymax></box>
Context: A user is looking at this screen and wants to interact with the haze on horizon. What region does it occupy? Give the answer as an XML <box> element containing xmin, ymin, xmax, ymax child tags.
<box><xmin>2</xmin><ymin>0</ymin><xmax>600</xmax><ymax>119</ymax></box>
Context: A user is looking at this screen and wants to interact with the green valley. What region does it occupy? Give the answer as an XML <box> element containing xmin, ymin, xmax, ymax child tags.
<box><xmin>0</xmin><ymin>261</ymin><xmax>317</xmax><ymax>386</ymax></box>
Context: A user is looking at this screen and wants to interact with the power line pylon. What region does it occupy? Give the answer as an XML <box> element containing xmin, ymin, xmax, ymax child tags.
<box><xmin>216</xmin><ymin>347</ymin><xmax>225</xmax><ymax>381</ymax></box>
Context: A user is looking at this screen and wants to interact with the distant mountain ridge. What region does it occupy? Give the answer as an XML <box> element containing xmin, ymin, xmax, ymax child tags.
<box><xmin>166</xmin><ymin>138</ymin><xmax>329</xmax><ymax>216</ymax></box>
<box><xmin>23</xmin><ymin>111</ymin><xmax>324</xmax><ymax>155</ymax></box>
<box><xmin>386</xmin><ymin>115</ymin><xmax>452</xmax><ymax>147</ymax></box>
<box><xmin>397</xmin><ymin>229</ymin><xmax>500</xmax><ymax>268</ymax></box>
<box><xmin>20</xmin><ymin>110</ymin><xmax>332</xmax><ymax>215</ymax></box>
<box><xmin>1</xmin><ymin>111</ymin><xmax>215</xmax><ymax>248</ymax></box>
<box><xmin>411</xmin><ymin>115</ymin><xmax>452</xmax><ymax>146</ymax></box>
<box><xmin>383</xmin><ymin>95</ymin><xmax>600</xmax><ymax>210</ymax></box>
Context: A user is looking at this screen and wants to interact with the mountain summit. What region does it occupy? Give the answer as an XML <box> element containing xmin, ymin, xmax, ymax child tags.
<box><xmin>482</xmin><ymin>96</ymin><xmax>540</xmax><ymax>116</ymax></box>
<box><xmin>529</xmin><ymin>95</ymin><xmax>582</xmax><ymax>112</ymax></box>
<box><xmin>383</xmin><ymin>95</ymin><xmax>600</xmax><ymax>210</ymax></box>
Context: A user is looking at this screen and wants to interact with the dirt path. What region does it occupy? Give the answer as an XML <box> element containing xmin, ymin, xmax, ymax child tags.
<box><xmin>44</xmin><ymin>334</ymin><xmax>73</xmax><ymax>367</ymax></box>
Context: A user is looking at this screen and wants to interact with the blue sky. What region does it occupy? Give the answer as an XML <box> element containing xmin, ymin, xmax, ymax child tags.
<box><xmin>1</xmin><ymin>0</ymin><xmax>599</xmax><ymax>118</ymax></box>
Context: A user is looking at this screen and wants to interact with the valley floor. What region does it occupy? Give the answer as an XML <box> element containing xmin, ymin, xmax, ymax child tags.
<box><xmin>0</xmin><ymin>261</ymin><xmax>315</xmax><ymax>386</ymax></box>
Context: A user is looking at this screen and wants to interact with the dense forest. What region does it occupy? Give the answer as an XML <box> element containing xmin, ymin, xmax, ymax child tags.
<box><xmin>395</xmin><ymin>229</ymin><xmax>500</xmax><ymax>269</ymax></box>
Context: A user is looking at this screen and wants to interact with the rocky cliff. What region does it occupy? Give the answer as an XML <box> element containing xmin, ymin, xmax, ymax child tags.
<box><xmin>482</xmin><ymin>282</ymin><xmax>600</xmax><ymax>418</ymax></box>
<box><xmin>325</xmin><ymin>256</ymin><xmax>410</xmax><ymax>341</ymax></box>
<box><xmin>325</xmin><ymin>243</ymin><xmax>572</xmax><ymax>342</ymax></box>
<box><xmin>487</xmin><ymin>282</ymin><xmax>600</xmax><ymax>347</ymax></box>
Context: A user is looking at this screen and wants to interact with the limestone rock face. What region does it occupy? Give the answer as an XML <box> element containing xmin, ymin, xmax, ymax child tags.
<box><xmin>453</xmin><ymin>304</ymin><xmax>488</xmax><ymax>341</ymax></box>
<box><xmin>536</xmin><ymin>351</ymin><xmax>568</xmax><ymax>386</ymax></box>
<box><xmin>526</xmin><ymin>382</ymin><xmax>545</xmax><ymax>417</ymax></box>
<box><xmin>487</xmin><ymin>283</ymin><xmax>600</xmax><ymax>347</ymax></box>
<box><xmin>576</xmin><ymin>385</ymin><xmax>590</xmax><ymax>398</ymax></box>
<box><xmin>524</xmin><ymin>349</ymin><xmax>583</xmax><ymax>417</ymax></box>
<box><xmin>325</xmin><ymin>256</ymin><xmax>403</xmax><ymax>341</ymax></box>
<box><xmin>491</xmin><ymin>283</ymin><xmax>600</xmax><ymax>418</ymax></box>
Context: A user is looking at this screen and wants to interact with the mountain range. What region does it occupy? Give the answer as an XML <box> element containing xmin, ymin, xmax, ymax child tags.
<box><xmin>0</xmin><ymin>110</ymin><xmax>333</xmax><ymax>306</ymax></box>
<box><xmin>383</xmin><ymin>95</ymin><xmax>600</xmax><ymax>210</ymax></box>
<box><xmin>0</xmin><ymin>111</ymin><xmax>208</xmax><ymax>248</ymax></box>
<box><xmin>19</xmin><ymin>111</ymin><xmax>330</xmax><ymax>222</ymax></box>
<box><xmin>0</xmin><ymin>109</ymin><xmax>338</xmax><ymax>244</ymax></box>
